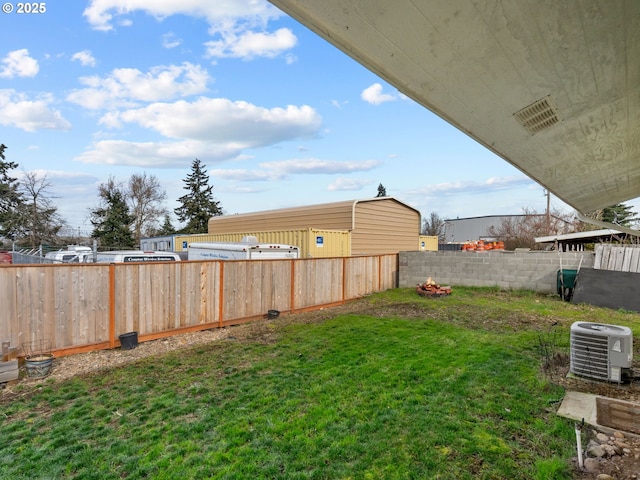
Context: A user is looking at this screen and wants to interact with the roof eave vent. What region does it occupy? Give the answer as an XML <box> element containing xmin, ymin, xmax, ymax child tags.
<box><xmin>513</xmin><ymin>95</ymin><xmax>562</xmax><ymax>135</ymax></box>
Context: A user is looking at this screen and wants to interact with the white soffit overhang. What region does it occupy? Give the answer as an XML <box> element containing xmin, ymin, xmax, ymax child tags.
<box><xmin>268</xmin><ymin>0</ymin><xmax>640</xmax><ymax>214</ymax></box>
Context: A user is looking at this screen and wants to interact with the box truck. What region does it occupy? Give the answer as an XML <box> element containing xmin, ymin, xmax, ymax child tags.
<box><xmin>188</xmin><ymin>237</ymin><xmax>300</xmax><ymax>261</ymax></box>
<box><xmin>79</xmin><ymin>250</ymin><xmax>181</xmax><ymax>263</ymax></box>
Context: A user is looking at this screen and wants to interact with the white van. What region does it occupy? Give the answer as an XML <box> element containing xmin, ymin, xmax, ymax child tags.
<box><xmin>80</xmin><ymin>250</ymin><xmax>181</xmax><ymax>263</ymax></box>
<box><xmin>45</xmin><ymin>245</ymin><xmax>92</xmax><ymax>263</ymax></box>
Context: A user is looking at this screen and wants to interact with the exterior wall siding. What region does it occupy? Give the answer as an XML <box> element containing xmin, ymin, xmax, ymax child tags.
<box><xmin>207</xmin><ymin>200</ymin><xmax>357</xmax><ymax>233</ymax></box>
<box><xmin>351</xmin><ymin>200</ymin><xmax>421</xmax><ymax>255</ymax></box>
<box><xmin>419</xmin><ymin>235</ymin><xmax>439</xmax><ymax>251</ymax></box>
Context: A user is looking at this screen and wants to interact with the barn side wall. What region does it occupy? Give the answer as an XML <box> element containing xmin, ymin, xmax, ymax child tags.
<box><xmin>399</xmin><ymin>250</ymin><xmax>594</xmax><ymax>293</ymax></box>
<box><xmin>351</xmin><ymin>200</ymin><xmax>421</xmax><ymax>255</ymax></box>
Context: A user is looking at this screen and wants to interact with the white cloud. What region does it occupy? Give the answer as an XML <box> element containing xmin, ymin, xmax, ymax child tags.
<box><xmin>113</xmin><ymin>98</ymin><xmax>322</xmax><ymax>144</ymax></box>
<box><xmin>0</xmin><ymin>90</ymin><xmax>71</xmax><ymax>132</ymax></box>
<box><xmin>36</xmin><ymin>169</ymin><xmax>100</xmax><ymax>184</ymax></box>
<box><xmin>361</xmin><ymin>83</ymin><xmax>396</xmax><ymax>105</ymax></box>
<box><xmin>204</xmin><ymin>28</ymin><xmax>297</xmax><ymax>59</ymax></box>
<box><xmin>82</xmin><ymin>1</ymin><xmax>296</xmax><ymax>61</ymax></box>
<box><xmin>408</xmin><ymin>176</ymin><xmax>534</xmax><ymax>197</ymax></box>
<box><xmin>209</xmin><ymin>169</ymin><xmax>285</xmax><ymax>182</ymax></box>
<box><xmin>75</xmin><ymin>139</ymin><xmax>241</xmax><ymax>167</ymax></box>
<box><xmin>67</xmin><ymin>62</ymin><xmax>210</xmax><ymax>109</ymax></box>
<box><xmin>328</xmin><ymin>178</ymin><xmax>375</xmax><ymax>191</ymax></box>
<box><xmin>210</xmin><ymin>159</ymin><xmax>380</xmax><ymax>183</ymax></box>
<box><xmin>162</xmin><ymin>32</ymin><xmax>182</xmax><ymax>49</ymax></box>
<box><xmin>71</xmin><ymin>50</ymin><xmax>96</xmax><ymax>67</ymax></box>
<box><xmin>76</xmin><ymin>99</ymin><xmax>322</xmax><ymax>167</ymax></box>
<box><xmin>260</xmin><ymin>158</ymin><xmax>381</xmax><ymax>175</ymax></box>
<box><xmin>83</xmin><ymin>0</ymin><xmax>281</xmax><ymax>32</ymax></box>
<box><xmin>0</xmin><ymin>49</ymin><xmax>39</xmax><ymax>78</ymax></box>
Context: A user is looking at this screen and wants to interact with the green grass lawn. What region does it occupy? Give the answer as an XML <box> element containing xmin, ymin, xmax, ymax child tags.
<box><xmin>2</xmin><ymin>287</ymin><xmax>640</xmax><ymax>479</ymax></box>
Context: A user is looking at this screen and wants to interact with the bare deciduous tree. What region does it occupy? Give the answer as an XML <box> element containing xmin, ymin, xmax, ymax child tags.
<box><xmin>422</xmin><ymin>211</ymin><xmax>445</xmax><ymax>240</ymax></box>
<box><xmin>488</xmin><ymin>207</ymin><xmax>577</xmax><ymax>250</ymax></box>
<box><xmin>19</xmin><ymin>170</ymin><xmax>66</xmax><ymax>248</ymax></box>
<box><xmin>127</xmin><ymin>172</ymin><xmax>168</xmax><ymax>244</ymax></box>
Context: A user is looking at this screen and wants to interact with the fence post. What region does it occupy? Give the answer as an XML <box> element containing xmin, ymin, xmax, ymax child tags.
<box><xmin>342</xmin><ymin>257</ymin><xmax>346</xmax><ymax>304</ymax></box>
<box><xmin>218</xmin><ymin>261</ymin><xmax>224</xmax><ymax>328</ymax></box>
<box><xmin>109</xmin><ymin>263</ymin><xmax>116</xmax><ymax>348</ymax></box>
<box><xmin>290</xmin><ymin>259</ymin><xmax>296</xmax><ymax>313</ymax></box>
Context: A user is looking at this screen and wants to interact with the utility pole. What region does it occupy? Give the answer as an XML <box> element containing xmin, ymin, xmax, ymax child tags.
<box><xmin>545</xmin><ymin>189</ymin><xmax>551</xmax><ymax>234</ymax></box>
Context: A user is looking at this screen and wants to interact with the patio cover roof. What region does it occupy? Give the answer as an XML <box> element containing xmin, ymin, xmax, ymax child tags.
<box><xmin>268</xmin><ymin>0</ymin><xmax>640</xmax><ymax>216</ymax></box>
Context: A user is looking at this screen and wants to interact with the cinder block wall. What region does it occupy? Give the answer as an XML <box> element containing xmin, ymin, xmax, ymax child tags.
<box><xmin>399</xmin><ymin>251</ymin><xmax>594</xmax><ymax>293</ymax></box>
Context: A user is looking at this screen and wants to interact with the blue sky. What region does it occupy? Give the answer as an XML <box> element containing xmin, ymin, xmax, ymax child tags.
<box><xmin>0</xmin><ymin>0</ymin><xmax>577</xmax><ymax>235</ymax></box>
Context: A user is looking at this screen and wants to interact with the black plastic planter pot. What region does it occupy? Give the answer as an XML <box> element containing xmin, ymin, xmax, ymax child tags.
<box><xmin>119</xmin><ymin>332</ymin><xmax>138</xmax><ymax>350</ymax></box>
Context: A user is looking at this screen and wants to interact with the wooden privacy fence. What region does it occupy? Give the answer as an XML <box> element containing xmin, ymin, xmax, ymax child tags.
<box><xmin>594</xmin><ymin>244</ymin><xmax>640</xmax><ymax>273</ymax></box>
<box><xmin>0</xmin><ymin>255</ymin><xmax>398</xmax><ymax>357</ymax></box>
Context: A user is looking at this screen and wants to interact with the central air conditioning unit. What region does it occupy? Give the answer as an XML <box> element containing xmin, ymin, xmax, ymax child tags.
<box><xmin>570</xmin><ymin>322</ymin><xmax>633</xmax><ymax>383</ymax></box>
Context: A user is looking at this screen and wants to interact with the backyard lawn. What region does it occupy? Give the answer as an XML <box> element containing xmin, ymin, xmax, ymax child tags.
<box><xmin>2</xmin><ymin>287</ymin><xmax>639</xmax><ymax>479</ymax></box>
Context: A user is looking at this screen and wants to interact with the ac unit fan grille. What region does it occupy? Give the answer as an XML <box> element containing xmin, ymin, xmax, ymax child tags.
<box><xmin>570</xmin><ymin>332</ymin><xmax>610</xmax><ymax>381</ymax></box>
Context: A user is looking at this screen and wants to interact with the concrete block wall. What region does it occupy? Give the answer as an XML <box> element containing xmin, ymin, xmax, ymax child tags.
<box><xmin>399</xmin><ymin>250</ymin><xmax>594</xmax><ymax>293</ymax></box>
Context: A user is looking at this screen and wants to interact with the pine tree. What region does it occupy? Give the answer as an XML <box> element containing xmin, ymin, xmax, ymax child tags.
<box><xmin>90</xmin><ymin>178</ymin><xmax>136</xmax><ymax>249</ymax></box>
<box><xmin>175</xmin><ymin>159</ymin><xmax>223</xmax><ymax>234</ymax></box>
<box><xmin>375</xmin><ymin>183</ymin><xmax>387</xmax><ymax>197</ymax></box>
<box><xmin>157</xmin><ymin>214</ymin><xmax>176</xmax><ymax>235</ymax></box>
<box><xmin>0</xmin><ymin>144</ymin><xmax>25</xmax><ymax>240</ymax></box>
<box><xmin>601</xmin><ymin>203</ymin><xmax>638</xmax><ymax>227</ymax></box>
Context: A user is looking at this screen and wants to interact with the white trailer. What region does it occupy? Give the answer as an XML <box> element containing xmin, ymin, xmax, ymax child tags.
<box><xmin>188</xmin><ymin>238</ymin><xmax>300</xmax><ymax>261</ymax></box>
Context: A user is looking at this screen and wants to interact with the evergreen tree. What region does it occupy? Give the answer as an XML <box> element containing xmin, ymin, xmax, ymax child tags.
<box><xmin>0</xmin><ymin>144</ymin><xmax>25</xmax><ymax>240</ymax></box>
<box><xmin>157</xmin><ymin>214</ymin><xmax>176</xmax><ymax>236</ymax></box>
<box><xmin>175</xmin><ymin>159</ymin><xmax>223</xmax><ymax>234</ymax></box>
<box><xmin>375</xmin><ymin>183</ymin><xmax>387</xmax><ymax>197</ymax></box>
<box><xmin>601</xmin><ymin>203</ymin><xmax>638</xmax><ymax>227</ymax></box>
<box><xmin>90</xmin><ymin>177</ymin><xmax>136</xmax><ymax>249</ymax></box>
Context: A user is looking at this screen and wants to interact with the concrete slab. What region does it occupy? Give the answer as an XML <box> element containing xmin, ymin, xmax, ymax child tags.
<box><xmin>557</xmin><ymin>391</ymin><xmax>640</xmax><ymax>438</ymax></box>
<box><xmin>557</xmin><ymin>391</ymin><xmax>598</xmax><ymax>425</ymax></box>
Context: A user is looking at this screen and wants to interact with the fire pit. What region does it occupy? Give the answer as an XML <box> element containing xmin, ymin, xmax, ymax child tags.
<box><xmin>416</xmin><ymin>277</ymin><xmax>452</xmax><ymax>298</ymax></box>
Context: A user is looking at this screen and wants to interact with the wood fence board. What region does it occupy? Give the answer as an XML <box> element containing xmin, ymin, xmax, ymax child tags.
<box><xmin>344</xmin><ymin>256</ymin><xmax>379</xmax><ymax>298</ymax></box>
<box><xmin>631</xmin><ymin>249</ymin><xmax>640</xmax><ymax>274</ymax></box>
<box><xmin>0</xmin><ymin>267</ymin><xmax>19</xmax><ymax>347</ymax></box>
<box><xmin>593</xmin><ymin>247</ymin><xmax>602</xmax><ymax>269</ymax></box>
<box><xmin>294</xmin><ymin>258</ymin><xmax>343</xmax><ymax>310</ymax></box>
<box><xmin>621</xmin><ymin>248</ymin><xmax>632</xmax><ymax>272</ymax></box>
<box><xmin>613</xmin><ymin>248</ymin><xmax>625</xmax><ymax>272</ymax></box>
<box><xmin>222</xmin><ymin>261</ymin><xmax>293</xmax><ymax>320</ymax></box>
<box><xmin>600</xmin><ymin>246</ymin><xmax>611</xmax><ymax>270</ymax></box>
<box><xmin>380</xmin><ymin>255</ymin><xmax>398</xmax><ymax>290</ymax></box>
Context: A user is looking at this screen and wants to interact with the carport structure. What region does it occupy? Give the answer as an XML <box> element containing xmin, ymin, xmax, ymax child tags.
<box><xmin>268</xmin><ymin>0</ymin><xmax>640</xmax><ymax>222</ymax></box>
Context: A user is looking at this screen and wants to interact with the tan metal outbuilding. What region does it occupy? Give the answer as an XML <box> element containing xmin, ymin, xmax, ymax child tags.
<box><xmin>207</xmin><ymin>197</ymin><xmax>421</xmax><ymax>256</ymax></box>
